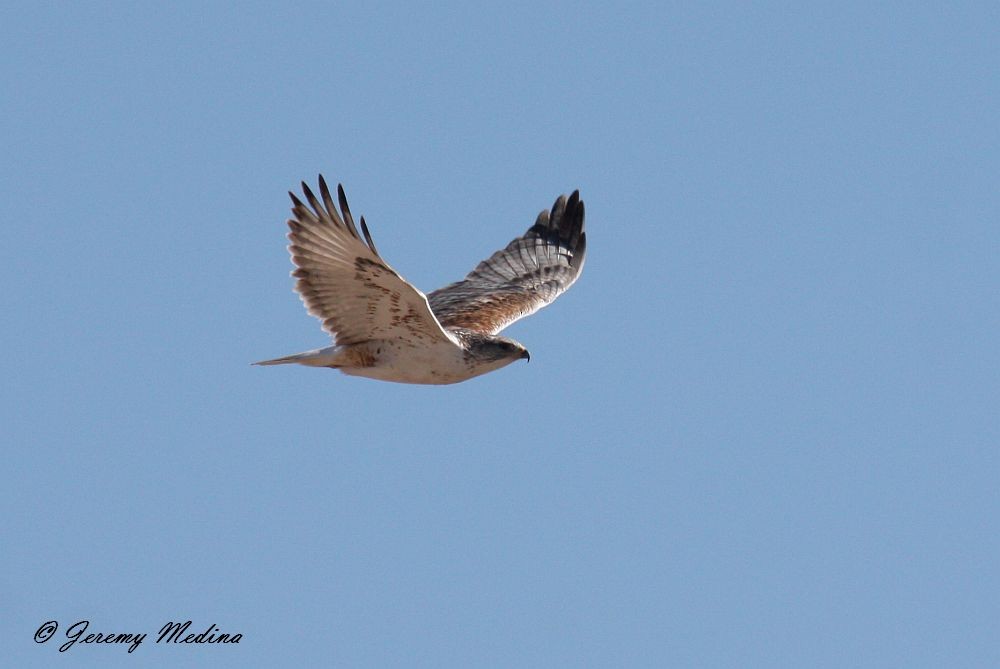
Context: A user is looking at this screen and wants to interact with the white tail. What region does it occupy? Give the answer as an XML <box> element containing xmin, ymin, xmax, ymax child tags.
<box><xmin>252</xmin><ymin>346</ymin><xmax>341</xmax><ymax>367</ymax></box>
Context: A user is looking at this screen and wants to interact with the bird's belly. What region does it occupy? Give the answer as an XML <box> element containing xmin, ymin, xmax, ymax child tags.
<box><xmin>340</xmin><ymin>340</ymin><xmax>476</xmax><ymax>385</ymax></box>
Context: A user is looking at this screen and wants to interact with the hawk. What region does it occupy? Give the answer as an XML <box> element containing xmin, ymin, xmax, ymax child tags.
<box><xmin>255</xmin><ymin>176</ymin><xmax>586</xmax><ymax>384</ymax></box>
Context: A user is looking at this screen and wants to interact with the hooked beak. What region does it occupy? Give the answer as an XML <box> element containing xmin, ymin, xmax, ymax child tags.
<box><xmin>521</xmin><ymin>349</ymin><xmax>531</xmax><ymax>362</ymax></box>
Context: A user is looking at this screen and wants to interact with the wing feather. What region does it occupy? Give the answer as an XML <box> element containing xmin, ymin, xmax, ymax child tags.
<box><xmin>427</xmin><ymin>190</ymin><xmax>586</xmax><ymax>334</ymax></box>
<box><xmin>287</xmin><ymin>177</ymin><xmax>456</xmax><ymax>347</ymax></box>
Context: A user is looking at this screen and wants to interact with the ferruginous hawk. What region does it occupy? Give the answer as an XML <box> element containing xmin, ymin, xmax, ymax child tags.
<box><xmin>255</xmin><ymin>176</ymin><xmax>586</xmax><ymax>384</ymax></box>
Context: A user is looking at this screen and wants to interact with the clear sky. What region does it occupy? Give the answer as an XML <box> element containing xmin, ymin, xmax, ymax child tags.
<box><xmin>3</xmin><ymin>2</ymin><xmax>998</xmax><ymax>667</ymax></box>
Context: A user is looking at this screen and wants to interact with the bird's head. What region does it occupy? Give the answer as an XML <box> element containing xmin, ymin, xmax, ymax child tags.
<box><xmin>464</xmin><ymin>333</ymin><xmax>531</xmax><ymax>366</ymax></box>
<box><xmin>492</xmin><ymin>337</ymin><xmax>531</xmax><ymax>363</ymax></box>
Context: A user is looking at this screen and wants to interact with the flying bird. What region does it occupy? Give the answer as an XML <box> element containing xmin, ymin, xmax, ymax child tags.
<box><xmin>255</xmin><ymin>176</ymin><xmax>586</xmax><ymax>384</ymax></box>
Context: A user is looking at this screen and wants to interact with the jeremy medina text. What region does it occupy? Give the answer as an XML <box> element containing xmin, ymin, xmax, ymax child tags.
<box><xmin>34</xmin><ymin>620</ymin><xmax>242</xmax><ymax>653</ymax></box>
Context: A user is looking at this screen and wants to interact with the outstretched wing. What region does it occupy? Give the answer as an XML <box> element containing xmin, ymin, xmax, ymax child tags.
<box><xmin>287</xmin><ymin>176</ymin><xmax>456</xmax><ymax>346</ymax></box>
<box><xmin>427</xmin><ymin>190</ymin><xmax>586</xmax><ymax>335</ymax></box>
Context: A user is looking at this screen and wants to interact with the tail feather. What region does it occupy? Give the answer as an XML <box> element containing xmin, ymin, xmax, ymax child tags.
<box><xmin>253</xmin><ymin>346</ymin><xmax>340</xmax><ymax>367</ymax></box>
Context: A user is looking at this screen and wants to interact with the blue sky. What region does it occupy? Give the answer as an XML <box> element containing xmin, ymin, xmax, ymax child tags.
<box><xmin>2</xmin><ymin>2</ymin><xmax>998</xmax><ymax>667</ymax></box>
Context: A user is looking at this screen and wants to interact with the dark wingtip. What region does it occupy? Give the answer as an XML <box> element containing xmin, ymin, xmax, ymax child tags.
<box><xmin>301</xmin><ymin>180</ymin><xmax>320</xmax><ymax>208</ymax></box>
<box><xmin>571</xmin><ymin>231</ymin><xmax>586</xmax><ymax>267</ymax></box>
<box><xmin>360</xmin><ymin>215</ymin><xmax>379</xmax><ymax>256</ymax></box>
<box><xmin>566</xmin><ymin>190</ymin><xmax>582</xmax><ymax>218</ymax></box>
<box><xmin>336</xmin><ymin>183</ymin><xmax>363</xmax><ymax>239</ymax></box>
